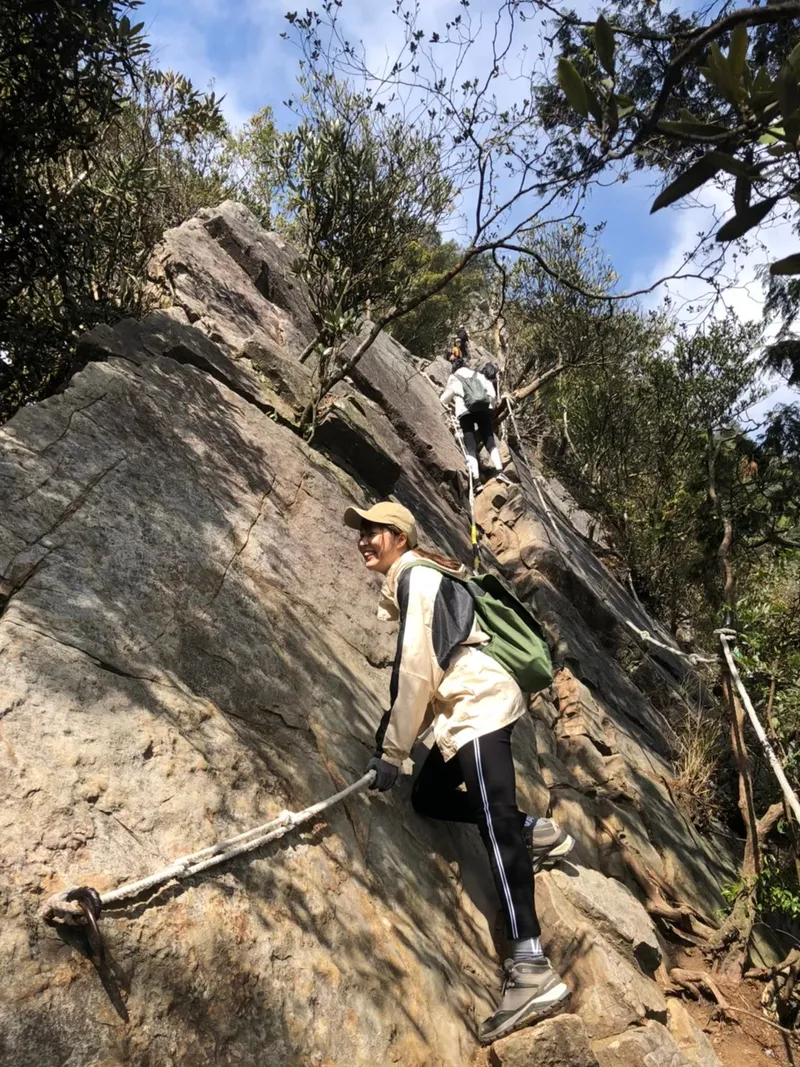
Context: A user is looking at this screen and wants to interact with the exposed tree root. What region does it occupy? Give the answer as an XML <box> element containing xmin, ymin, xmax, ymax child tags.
<box><xmin>706</xmin><ymin>802</ymin><xmax>785</xmax><ymax>983</ymax></box>
<box><xmin>723</xmin><ymin>1005</ymin><xmax>800</xmax><ymax>1039</ymax></box>
<box><xmin>747</xmin><ymin>948</ymin><xmax>800</xmax><ymax>981</ymax></box>
<box><xmin>667</xmin><ymin>967</ymin><xmax>730</xmax><ymax>1009</ymax></box>
<box><xmin>667</xmin><ymin>965</ymin><xmax>800</xmax><ymax>1040</ymax></box>
<box><xmin>598</xmin><ymin>818</ymin><xmax>716</xmax><ymax>941</ymax></box>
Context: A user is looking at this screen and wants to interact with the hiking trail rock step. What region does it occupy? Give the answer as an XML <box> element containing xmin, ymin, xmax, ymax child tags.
<box><xmin>1</xmin><ymin>201</ymin><xmax>727</xmax><ymax>1067</ymax></box>
<box><xmin>488</xmin><ymin>1013</ymin><xmax>599</xmax><ymax>1066</ymax></box>
<box><xmin>593</xmin><ymin>1020</ymin><xmax>700</xmax><ymax>1067</ymax></box>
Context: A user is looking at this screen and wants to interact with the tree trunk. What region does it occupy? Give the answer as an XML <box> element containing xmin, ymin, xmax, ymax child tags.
<box><xmin>704</xmin><ymin>427</ymin><xmax>759</xmax><ymax>982</ymax></box>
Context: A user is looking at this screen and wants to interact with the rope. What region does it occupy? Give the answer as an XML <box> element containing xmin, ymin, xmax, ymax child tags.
<box><xmin>442</xmin><ymin>406</ymin><xmax>480</xmax><ymax>574</ymax></box>
<box><xmin>41</xmin><ymin>771</ymin><xmax>376</xmax><ymax>926</ymax></box>
<box><xmin>719</xmin><ymin>633</ymin><xmax>800</xmax><ymax>826</ymax></box>
<box><xmin>503</xmin><ymin>395</ymin><xmax>717</xmax><ymax>668</ymax></box>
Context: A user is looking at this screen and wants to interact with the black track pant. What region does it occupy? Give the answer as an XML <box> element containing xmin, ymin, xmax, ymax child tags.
<box><xmin>411</xmin><ymin>724</ymin><xmax>539</xmax><ymax>939</ymax></box>
<box><xmin>458</xmin><ymin>409</ymin><xmax>497</xmax><ymax>459</ymax></box>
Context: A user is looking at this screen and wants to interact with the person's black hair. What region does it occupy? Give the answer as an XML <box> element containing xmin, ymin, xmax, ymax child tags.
<box><xmin>451</xmin><ymin>356</ymin><xmax>468</xmax><ymax>372</ymax></box>
<box><xmin>482</xmin><ymin>361</ymin><xmax>499</xmax><ymax>381</ymax></box>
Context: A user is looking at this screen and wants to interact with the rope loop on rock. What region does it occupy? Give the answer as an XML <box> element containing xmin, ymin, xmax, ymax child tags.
<box><xmin>41</xmin><ymin>771</ymin><xmax>376</xmax><ymax>933</ymax></box>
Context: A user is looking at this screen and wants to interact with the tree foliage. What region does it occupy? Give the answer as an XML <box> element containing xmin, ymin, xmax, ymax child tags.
<box><xmin>272</xmin><ymin>75</ymin><xmax>453</xmax><ymax>422</ymax></box>
<box><xmin>503</xmin><ymin>224</ymin><xmax>661</xmax><ymax>405</ymax></box>
<box><xmin>221</xmin><ymin>107</ymin><xmax>281</xmax><ymax>228</ymax></box>
<box><xmin>388</xmin><ymin>236</ymin><xmax>488</xmax><ymax>360</ymax></box>
<box><xmin>542</xmin><ymin>0</ymin><xmax>800</xmax><ymax>278</ymax></box>
<box><xmin>0</xmin><ymin>2</ymin><xmax>227</xmax><ymax>422</ymax></box>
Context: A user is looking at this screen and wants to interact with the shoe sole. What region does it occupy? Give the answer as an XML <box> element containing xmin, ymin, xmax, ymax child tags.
<box><xmin>479</xmin><ymin>982</ymin><xmax>571</xmax><ymax>1045</ymax></box>
<box><xmin>531</xmin><ymin>834</ymin><xmax>575</xmax><ymax>874</ymax></box>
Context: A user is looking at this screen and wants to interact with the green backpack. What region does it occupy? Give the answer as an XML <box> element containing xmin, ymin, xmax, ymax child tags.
<box><xmin>459</xmin><ymin>371</ymin><xmax>491</xmax><ymax>412</ymax></box>
<box><xmin>407</xmin><ymin>562</ymin><xmax>553</xmax><ymax>694</ymax></box>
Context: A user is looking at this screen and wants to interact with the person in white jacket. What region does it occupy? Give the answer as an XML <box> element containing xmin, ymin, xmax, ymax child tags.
<box><xmin>343</xmin><ymin>500</ymin><xmax>574</xmax><ymax>1044</ymax></box>
<box><xmin>440</xmin><ymin>357</ymin><xmax>509</xmax><ymax>486</ymax></box>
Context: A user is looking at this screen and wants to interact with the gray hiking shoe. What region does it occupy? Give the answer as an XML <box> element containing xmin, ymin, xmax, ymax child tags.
<box><xmin>479</xmin><ymin>957</ymin><xmax>570</xmax><ymax>1044</ymax></box>
<box><xmin>523</xmin><ymin>817</ymin><xmax>575</xmax><ymax>873</ymax></box>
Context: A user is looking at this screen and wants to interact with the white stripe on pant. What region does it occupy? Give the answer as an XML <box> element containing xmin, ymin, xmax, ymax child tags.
<box><xmin>474</xmin><ymin>737</ymin><xmax>519</xmax><ymax>938</ymax></box>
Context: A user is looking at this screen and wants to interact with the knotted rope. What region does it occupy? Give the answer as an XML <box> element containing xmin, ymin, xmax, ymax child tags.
<box><xmin>41</xmin><ymin>771</ymin><xmax>375</xmax><ymax>929</ymax></box>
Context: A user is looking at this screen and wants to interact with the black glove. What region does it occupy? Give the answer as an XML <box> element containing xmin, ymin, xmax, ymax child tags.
<box><xmin>366</xmin><ymin>755</ymin><xmax>399</xmax><ymax>792</ymax></box>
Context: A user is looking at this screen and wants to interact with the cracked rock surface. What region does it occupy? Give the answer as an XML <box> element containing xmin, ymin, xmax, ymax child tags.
<box><xmin>1</xmin><ymin>202</ymin><xmax>731</xmax><ymax>1067</ymax></box>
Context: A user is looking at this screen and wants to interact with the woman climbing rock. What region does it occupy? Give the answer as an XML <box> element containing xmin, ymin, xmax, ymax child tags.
<box><xmin>440</xmin><ymin>356</ymin><xmax>509</xmax><ymax>489</ymax></box>
<box><xmin>343</xmin><ymin>500</ymin><xmax>574</xmax><ymax>1044</ymax></box>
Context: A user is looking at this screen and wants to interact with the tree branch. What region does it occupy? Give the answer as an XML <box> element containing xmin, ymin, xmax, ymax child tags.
<box><xmin>647</xmin><ymin>1</ymin><xmax>800</xmax><ymax>131</ymax></box>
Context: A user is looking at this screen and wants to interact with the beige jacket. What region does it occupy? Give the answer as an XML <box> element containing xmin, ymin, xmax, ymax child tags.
<box><xmin>375</xmin><ymin>551</ymin><xmax>526</xmax><ymax>765</ymax></box>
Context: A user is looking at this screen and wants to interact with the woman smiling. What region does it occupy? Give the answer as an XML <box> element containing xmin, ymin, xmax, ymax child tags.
<box><xmin>344</xmin><ymin>500</ymin><xmax>573</xmax><ymax>1043</ymax></box>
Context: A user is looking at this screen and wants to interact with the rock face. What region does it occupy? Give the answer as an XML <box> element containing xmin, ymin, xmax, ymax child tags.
<box><xmin>0</xmin><ymin>202</ymin><xmax>731</xmax><ymax>1067</ymax></box>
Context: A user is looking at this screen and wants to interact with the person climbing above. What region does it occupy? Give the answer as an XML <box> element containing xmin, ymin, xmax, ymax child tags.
<box><xmin>482</xmin><ymin>361</ymin><xmax>499</xmax><ymax>386</ymax></box>
<box><xmin>457</xmin><ymin>323</ymin><xmax>470</xmax><ymax>359</ymax></box>
<box><xmin>440</xmin><ymin>356</ymin><xmax>509</xmax><ymax>488</ymax></box>
<box><xmin>451</xmin><ymin>336</ymin><xmax>463</xmax><ymax>362</ymax></box>
<box><xmin>343</xmin><ymin>500</ymin><xmax>575</xmax><ymax>1044</ymax></box>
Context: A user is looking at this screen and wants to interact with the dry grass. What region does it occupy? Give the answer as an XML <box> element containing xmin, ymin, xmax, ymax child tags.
<box><xmin>668</xmin><ymin>716</ymin><xmax>725</xmax><ymax>830</ymax></box>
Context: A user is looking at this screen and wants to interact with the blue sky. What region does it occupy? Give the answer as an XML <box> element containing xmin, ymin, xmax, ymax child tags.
<box><xmin>139</xmin><ymin>0</ymin><xmax>796</xmax><ymax>416</ymax></box>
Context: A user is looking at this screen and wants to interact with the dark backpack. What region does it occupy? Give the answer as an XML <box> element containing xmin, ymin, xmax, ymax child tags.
<box><xmin>407</xmin><ymin>561</ymin><xmax>553</xmax><ymax>694</ymax></box>
<box><xmin>460</xmin><ymin>371</ymin><xmax>490</xmax><ymax>413</ymax></box>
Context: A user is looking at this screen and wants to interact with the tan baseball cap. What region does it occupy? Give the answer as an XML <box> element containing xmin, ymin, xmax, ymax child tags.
<box><xmin>343</xmin><ymin>501</ymin><xmax>418</xmax><ymax>548</ymax></box>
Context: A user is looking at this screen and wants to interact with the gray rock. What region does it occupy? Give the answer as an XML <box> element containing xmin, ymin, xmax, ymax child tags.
<box><xmin>349</xmin><ymin>327</ymin><xmax>464</xmax><ymax>479</ymax></box>
<box><xmin>197</xmin><ymin>202</ymin><xmax>317</xmax><ymax>336</ymax></box>
<box><xmin>77</xmin><ymin>310</ymin><xmax>296</xmax><ymax>423</ymax></box>
<box><xmin>426</xmin><ymin>356</ymin><xmax>453</xmax><ymax>389</ymax></box>
<box><xmin>546</xmin><ymin>866</ymin><xmax>662</xmax><ymax>974</ymax></box>
<box><xmin>535</xmin><ymin>873</ymin><xmax>668</xmax><ymax>1039</ymax></box>
<box><xmin>315</xmin><ymin>396</ymin><xmax>403</xmax><ymax>495</ymax></box>
<box><xmin>666</xmin><ymin>1000</ymin><xmax>723</xmax><ymax>1067</ymax></box>
<box><xmin>0</xmin><ymin>202</ymin><xmax>735</xmax><ymax>1066</ymax></box>
<box><xmin>148</xmin><ymin>214</ymin><xmax>308</xmax><ymax>357</ymax></box>
<box><xmin>489</xmin><ymin>1014</ymin><xmax>599</xmax><ymax>1066</ymax></box>
<box><xmin>0</xmin><ymin>354</ymin><xmax>488</xmax><ymax>1067</ymax></box>
<box><xmin>593</xmin><ymin>1021</ymin><xmax>696</xmax><ymax>1067</ymax></box>
<box><xmin>237</xmin><ymin>332</ymin><xmax>313</xmax><ymax>411</ymax></box>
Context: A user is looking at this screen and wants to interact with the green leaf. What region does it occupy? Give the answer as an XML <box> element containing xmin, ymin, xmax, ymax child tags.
<box><xmin>605</xmin><ymin>93</ymin><xmax>619</xmax><ymax>136</ymax></box>
<box><xmin>753</xmin><ymin>66</ymin><xmax>773</xmax><ymax>93</ymax></box>
<box><xmin>728</xmin><ymin>24</ymin><xmax>748</xmax><ymax>79</ymax></box>
<box><xmin>595</xmin><ymin>15</ymin><xmax>616</xmax><ymax>76</ymax></box>
<box><xmin>786</xmin><ymin>40</ymin><xmax>800</xmax><ymax>76</ymax></box>
<box><xmin>777</xmin><ymin>62</ymin><xmax>800</xmax><ymax>122</ymax></box>
<box><xmin>657</xmin><ymin>119</ymin><xmax>729</xmax><ymax>139</ymax></box>
<box><xmin>585</xmin><ymin>84</ymin><xmax>604</xmax><ymax>124</ymax></box>
<box><xmin>715</xmin><ymin>196</ymin><xmax>778</xmax><ymax>241</ymax></box>
<box><xmin>706</xmin><ymin>151</ymin><xmax>760</xmax><ymax>179</ymax></box>
<box><xmin>708</xmin><ymin>41</ymin><xmax>741</xmax><ymax>104</ymax></box>
<box><xmin>651</xmin><ymin>153</ymin><xmax>723</xmax><ymax>213</ymax></box>
<box><xmin>770</xmin><ymin>253</ymin><xmax>800</xmax><ymax>276</ymax></box>
<box><xmin>750</xmin><ymin>90</ymin><xmax>777</xmax><ymax>113</ymax></box>
<box><xmin>558</xmin><ymin>57</ymin><xmax>589</xmax><ymax>117</ymax></box>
